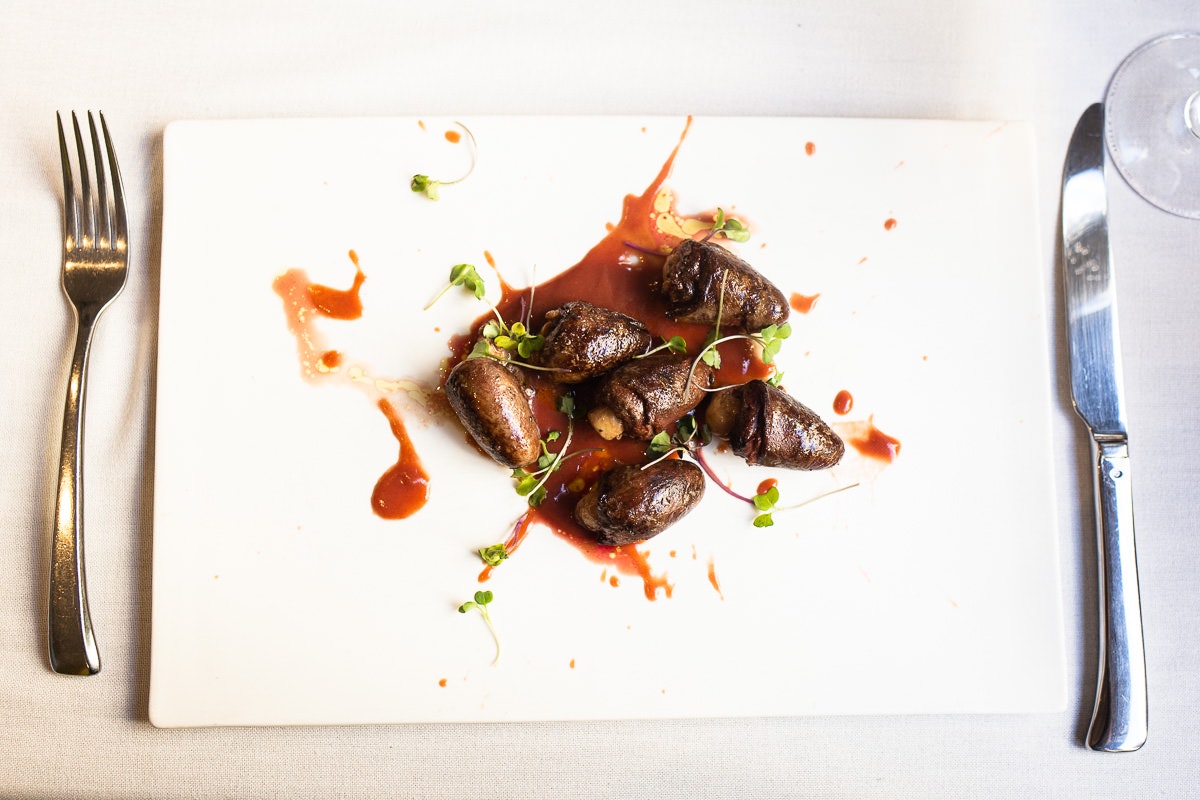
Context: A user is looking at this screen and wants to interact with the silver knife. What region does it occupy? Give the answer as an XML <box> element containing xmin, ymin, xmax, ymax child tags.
<box><xmin>1062</xmin><ymin>102</ymin><xmax>1148</xmax><ymax>753</ymax></box>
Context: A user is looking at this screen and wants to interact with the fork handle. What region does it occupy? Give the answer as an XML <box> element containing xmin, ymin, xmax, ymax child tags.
<box><xmin>49</xmin><ymin>313</ymin><xmax>102</xmax><ymax>676</ymax></box>
<box><xmin>1086</xmin><ymin>439</ymin><xmax>1147</xmax><ymax>751</ymax></box>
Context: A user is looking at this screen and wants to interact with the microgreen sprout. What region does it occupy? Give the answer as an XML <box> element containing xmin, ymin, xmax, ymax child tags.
<box><xmin>458</xmin><ymin>589</ymin><xmax>500</xmax><ymax>665</ymax></box>
<box><xmin>509</xmin><ymin>395</ymin><xmax>596</xmax><ymax>506</ymax></box>
<box><xmin>425</xmin><ymin>262</ymin><xmax>555</xmax><ymax>369</ymax></box>
<box><xmin>636</xmin><ymin>335</ymin><xmax>688</xmax><ymax>359</ymax></box>
<box><xmin>687</xmin><ymin>322</ymin><xmax>793</xmax><ymax>392</ymax></box>
<box><xmin>752</xmin><ymin>484</ymin><xmax>781</xmax><ymax>527</ymax></box>
<box><xmin>479</xmin><ymin>543</ymin><xmax>508</xmax><ymax>566</ymax></box>
<box><xmin>646</xmin><ymin>415</ymin><xmax>710</xmax><ymax>458</ymax></box>
<box><xmin>411</xmin><ymin>121</ymin><xmax>478</xmax><ymax>201</ymax></box>
<box><xmin>424</xmin><ymin>263</ymin><xmax>487</xmax><ymax>310</ymax></box>
<box><xmin>702</xmin><ymin>208</ymin><xmax>751</xmax><ymax>243</ymax></box>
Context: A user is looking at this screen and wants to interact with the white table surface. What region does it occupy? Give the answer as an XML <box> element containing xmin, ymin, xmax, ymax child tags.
<box><xmin>2</xmin><ymin>1</ymin><xmax>1198</xmax><ymax>797</ymax></box>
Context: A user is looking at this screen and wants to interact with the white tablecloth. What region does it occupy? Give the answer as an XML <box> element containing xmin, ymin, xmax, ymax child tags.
<box><xmin>3</xmin><ymin>1</ymin><xmax>1198</xmax><ymax>797</ymax></box>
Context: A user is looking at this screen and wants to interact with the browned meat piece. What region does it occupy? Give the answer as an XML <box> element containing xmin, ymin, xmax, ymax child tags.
<box><xmin>586</xmin><ymin>353</ymin><xmax>714</xmax><ymax>441</ymax></box>
<box><xmin>444</xmin><ymin>356</ymin><xmax>541</xmax><ymax>469</ymax></box>
<box><xmin>661</xmin><ymin>238</ymin><xmax>789</xmax><ymax>331</ymax></box>
<box><xmin>705</xmin><ymin>380</ymin><xmax>843</xmax><ymax>470</ymax></box>
<box><xmin>530</xmin><ymin>301</ymin><xmax>653</xmax><ymax>382</ymax></box>
<box><xmin>574</xmin><ymin>459</ymin><xmax>705</xmax><ymax>545</ymax></box>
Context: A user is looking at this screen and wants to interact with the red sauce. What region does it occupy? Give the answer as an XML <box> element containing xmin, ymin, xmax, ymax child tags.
<box><xmin>371</xmin><ymin>399</ymin><xmax>431</xmax><ymax>519</ymax></box>
<box><xmin>848</xmin><ymin>418</ymin><xmax>901</xmax><ymax>462</ymax></box>
<box><xmin>789</xmin><ymin>292</ymin><xmax>820</xmax><ymax>313</ymax></box>
<box><xmin>444</xmin><ymin>129</ymin><xmax>462</xmax><ymax>143</ymax></box>
<box><xmin>319</xmin><ymin>350</ymin><xmax>342</xmax><ymax>370</ymax></box>
<box><xmin>804</xmin><ymin>141</ymin><xmax>816</xmax><ymax>156</ymax></box>
<box><xmin>707</xmin><ymin>557</ymin><xmax>724</xmax><ymax>600</ymax></box>
<box><xmin>308</xmin><ymin>250</ymin><xmax>366</xmax><ymax>320</ymax></box>
<box><xmin>883</xmin><ymin>218</ymin><xmax>897</xmax><ymax>231</ymax></box>
<box><xmin>756</xmin><ymin>477</ymin><xmax>778</xmax><ymax>496</ymax></box>
<box><xmin>273</xmin><ymin>261</ymin><xmax>433</xmax><ymax>521</ymax></box>
<box><xmin>439</xmin><ymin>116</ymin><xmax>778</xmax><ymax>598</ymax></box>
<box><xmin>438</xmin><ymin>678</ymin><xmax>447</xmax><ymax>687</ymax></box>
<box><xmin>833</xmin><ymin>389</ymin><xmax>853</xmax><ymax>415</ymax></box>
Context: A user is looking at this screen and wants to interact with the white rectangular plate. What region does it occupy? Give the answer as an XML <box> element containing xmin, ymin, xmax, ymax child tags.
<box><xmin>150</xmin><ymin>116</ymin><xmax>1065</xmax><ymax>727</ymax></box>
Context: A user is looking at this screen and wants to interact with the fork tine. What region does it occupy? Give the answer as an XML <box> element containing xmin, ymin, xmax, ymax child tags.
<box><xmin>99</xmin><ymin>112</ymin><xmax>127</xmax><ymax>248</ymax></box>
<box><xmin>86</xmin><ymin>112</ymin><xmax>111</xmax><ymax>249</ymax></box>
<box><xmin>56</xmin><ymin>112</ymin><xmax>79</xmax><ymax>248</ymax></box>
<box><xmin>70</xmin><ymin>112</ymin><xmax>95</xmax><ymax>246</ymax></box>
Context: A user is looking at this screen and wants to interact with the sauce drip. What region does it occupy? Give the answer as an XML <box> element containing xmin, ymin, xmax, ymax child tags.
<box><xmin>372</xmin><ymin>398</ymin><xmax>431</xmax><ymax>519</ymax></box>
<box><xmin>833</xmin><ymin>389</ymin><xmax>854</xmax><ymax>415</ymax></box>
<box><xmin>884</xmin><ymin>217</ymin><xmax>898</xmax><ymax>231</ymax></box>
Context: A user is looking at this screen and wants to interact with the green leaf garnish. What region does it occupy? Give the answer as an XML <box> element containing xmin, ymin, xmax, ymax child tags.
<box><xmin>411</xmin><ymin>174</ymin><xmax>441</xmax><ymax>200</ymax></box>
<box><xmin>705</xmin><ymin>207</ymin><xmax>751</xmax><ymax>243</ymax></box>
<box><xmin>424</xmin><ymin>263</ymin><xmax>487</xmax><ymax>310</ymax></box>
<box><xmin>751</xmin><ymin>483</ymin><xmax>780</xmax><ymax>527</ymax></box>
<box><xmin>479</xmin><ymin>543</ymin><xmax>508</xmax><ymax>566</ymax></box>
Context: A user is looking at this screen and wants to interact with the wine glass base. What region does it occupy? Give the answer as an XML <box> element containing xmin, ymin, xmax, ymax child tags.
<box><xmin>1104</xmin><ymin>32</ymin><xmax>1200</xmax><ymax>219</ymax></box>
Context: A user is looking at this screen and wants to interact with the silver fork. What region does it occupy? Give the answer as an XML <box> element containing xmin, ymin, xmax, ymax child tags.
<box><xmin>49</xmin><ymin>111</ymin><xmax>128</xmax><ymax>676</ymax></box>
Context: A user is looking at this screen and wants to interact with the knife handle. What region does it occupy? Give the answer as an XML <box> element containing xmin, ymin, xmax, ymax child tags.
<box><xmin>1086</xmin><ymin>439</ymin><xmax>1147</xmax><ymax>752</ymax></box>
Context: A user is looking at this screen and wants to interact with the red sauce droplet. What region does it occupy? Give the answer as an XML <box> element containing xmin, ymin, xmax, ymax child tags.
<box><xmin>483</xmin><ymin>250</ymin><xmax>496</xmax><ymax>268</ymax></box>
<box><xmin>319</xmin><ymin>350</ymin><xmax>342</xmax><ymax>370</ymax></box>
<box><xmin>756</xmin><ymin>477</ymin><xmax>778</xmax><ymax>496</ymax></box>
<box><xmin>833</xmin><ymin>389</ymin><xmax>853</xmax><ymax>415</ymax></box>
<box><xmin>444</xmin><ymin>129</ymin><xmax>461</xmax><ymax>143</ymax></box>
<box><xmin>884</xmin><ymin>218</ymin><xmax>897</xmax><ymax>231</ymax></box>
<box><xmin>438</xmin><ymin>678</ymin><xmax>447</xmax><ymax>687</ymax></box>
<box><xmin>804</xmin><ymin>141</ymin><xmax>816</xmax><ymax>156</ymax></box>
<box><xmin>569</xmin><ymin>658</ymin><xmax>576</xmax><ymax>669</ymax></box>
<box><xmin>789</xmin><ymin>292</ymin><xmax>820</xmax><ymax>313</ymax></box>
<box><xmin>371</xmin><ymin>398</ymin><xmax>431</xmax><ymax>519</ymax></box>
<box><xmin>848</xmin><ymin>419</ymin><xmax>901</xmax><ymax>462</ymax></box>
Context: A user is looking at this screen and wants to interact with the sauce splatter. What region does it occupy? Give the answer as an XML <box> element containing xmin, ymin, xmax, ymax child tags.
<box><xmin>847</xmin><ymin>418</ymin><xmax>902</xmax><ymax>462</ymax></box>
<box><xmin>273</xmin><ymin>251</ymin><xmax>432</xmax><ymax>520</ymax></box>
<box><xmin>444</xmin><ymin>129</ymin><xmax>462</xmax><ymax>144</ymax></box>
<box><xmin>804</xmin><ymin>141</ymin><xmax>816</xmax><ymax>156</ymax></box>
<box><xmin>884</xmin><ymin>217</ymin><xmax>898</xmax><ymax>231</ymax></box>
<box><xmin>307</xmin><ymin>250</ymin><xmax>365</xmax><ymax>319</ymax></box>
<box><xmin>707</xmin><ymin>557</ymin><xmax>724</xmax><ymax>600</ymax></box>
<box><xmin>789</xmin><ymin>292</ymin><xmax>820</xmax><ymax>313</ymax></box>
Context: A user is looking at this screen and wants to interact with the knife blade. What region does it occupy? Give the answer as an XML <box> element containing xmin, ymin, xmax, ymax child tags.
<box><xmin>1062</xmin><ymin>102</ymin><xmax>1148</xmax><ymax>753</ymax></box>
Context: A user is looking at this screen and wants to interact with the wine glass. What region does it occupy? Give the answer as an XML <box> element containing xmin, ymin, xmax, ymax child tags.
<box><xmin>1104</xmin><ymin>31</ymin><xmax>1200</xmax><ymax>219</ymax></box>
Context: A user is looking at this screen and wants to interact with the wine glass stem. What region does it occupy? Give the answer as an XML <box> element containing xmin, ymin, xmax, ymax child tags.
<box><xmin>1187</xmin><ymin>90</ymin><xmax>1200</xmax><ymax>140</ymax></box>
